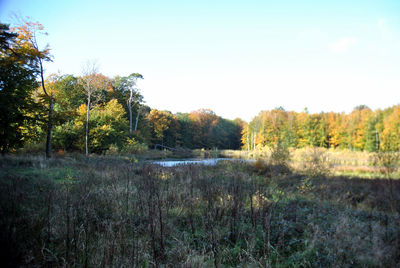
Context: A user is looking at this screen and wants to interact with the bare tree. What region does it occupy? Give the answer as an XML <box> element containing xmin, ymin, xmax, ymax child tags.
<box><xmin>112</xmin><ymin>73</ymin><xmax>143</xmax><ymax>136</ymax></box>
<box><xmin>134</xmin><ymin>105</ymin><xmax>141</xmax><ymax>132</ymax></box>
<box><xmin>126</xmin><ymin>74</ymin><xmax>143</xmax><ymax>135</ymax></box>
<box><xmin>79</xmin><ymin>61</ymin><xmax>106</xmax><ymax>156</ymax></box>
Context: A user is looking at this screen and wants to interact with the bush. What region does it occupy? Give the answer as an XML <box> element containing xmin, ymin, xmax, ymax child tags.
<box><xmin>105</xmin><ymin>144</ymin><xmax>119</xmax><ymax>155</ymax></box>
<box><xmin>254</xmin><ymin>143</ymin><xmax>291</xmax><ymax>176</ymax></box>
<box><xmin>370</xmin><ymin>151</ymin><xmax>400</xmax><ymax>213</ymax></box>
<box><xmin>122</xmin><ymin>137</ymin><xmax>148</xmax><ymax>154</ymax></box>
<box><xmin>271</xmin><ymin>143</ymin><xmax>291</xmax><ymax>167</ymax></box>
<box><xmin>299</xmin><ymin>147</ymin><xmax>330</xmax><ymax>177</ymax></box>
<box><xmin>17</xmin><ymin>142</ymin><xmax>46</xmax><ymax>154</ymax></box>
<box><xmin>370</xmin><ymin>151</ymin><xmax>400</xmax><ymax>178</ymax></box>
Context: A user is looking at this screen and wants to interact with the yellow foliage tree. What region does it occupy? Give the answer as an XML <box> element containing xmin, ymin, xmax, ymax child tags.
<box><xmin>381</xmin><ymin>105</ymin><xmax>400</xmax><ymax>151</ymax></box>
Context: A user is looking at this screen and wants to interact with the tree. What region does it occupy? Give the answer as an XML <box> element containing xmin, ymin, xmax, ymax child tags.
<box><xmin>112</xmin><ymin>73</ymin><xmax>143</xmax><ymax>135</ymax></box>
<box><xmin>176</xmin><ymin>113</ymin><xmax>194</xmax><ymax>148</ymax></box>
<box><xmin>45</xmin><ymin>74</ymin><xmax>84</xmax><ymax>152</ymax></box>
<box><xmin>232</xmin><ymin>118</ymin><xmax>246</xmax><ymax>149</ymax></box>
<box><xmin>189</xmin><ymin>109</ymin><xmax>220</xmax><ymax>148</ymax></box>
<box><xmin>89</xmin><ymin>99</ymin><xmax>128</xmax><ymax>153</ymax></box>
<box><xmin>0</xmin><ymin>23</ymin><xmax>38</xmax><ymax>153</ymax></box>
<box><xmin>381</xmin><ymin>105</ymin><xmax>400</xmax><ymax>151</ymax></box>
<box><xmin>79</xmin><ymin>62</ymin><xmax>109</xmax><ymax>156</ymax></box>
<box><xmin>148</xmin><ymin>109</ymin><xmax>174</xmax><ymax>146</ymax></box>
<box><xmin>13</xmin><ymin>19</ymin><xmax>53</xmax><ymax>157</ymax></box>
<box><xmin>364</xmin><ymin>114</ymin><xmax>381</xmax><ymax>152</ymax></box>
<box><xmin>353</xmin><ymin>108</ymin><xmax>373</xmax><ymax>151</ymax></box>
<box><xmin>53</xmin><ymin>74</ymin><xmax>85</xmax><ymax>110</ymax></box>
<box><xmin>0</xmin><ymin>23</ymin><xmax>17</xmax><ymax>50</ymax></box>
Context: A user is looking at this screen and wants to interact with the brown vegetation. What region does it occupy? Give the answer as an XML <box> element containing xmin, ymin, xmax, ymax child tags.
<box><xmin>1</xmin><ymin>154</ymin><xmax>399</xmax><ymax>266</ymax></box>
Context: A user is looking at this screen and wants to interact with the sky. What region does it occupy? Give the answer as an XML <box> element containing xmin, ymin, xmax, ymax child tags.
<box><xmin>1</xmin><ymin>0</ymin><xmax>399</xmax><ymax>121</ymax></box>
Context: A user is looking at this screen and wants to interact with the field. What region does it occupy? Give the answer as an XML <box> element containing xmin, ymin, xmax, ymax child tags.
<box><xmin>1</xmin><ymin>150</ymin><xmax>400</xmax><ymax>267</ymax></box>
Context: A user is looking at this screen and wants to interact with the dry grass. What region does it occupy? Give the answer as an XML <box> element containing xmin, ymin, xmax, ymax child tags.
<box><xmin>1</xmin><ymin>154</ymin><xmax>400</xmax><ymax>267</ymax></box>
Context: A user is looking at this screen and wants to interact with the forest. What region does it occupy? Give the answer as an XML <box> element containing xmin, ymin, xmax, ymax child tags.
<box><xmin>0</xmin><ymin>21</ymin><xmax>243</xmax><ymax>156</ymax></box>
<box><xmin>1</xmin><ymin>19</ymin><xmax>400</xmax><ymax>267</ymax></box>
<box><xmin>243</xmin><ymin>105</ymin><xmax>400</xmax><ymax>152</ymax></box>
<box><xmin>2</xmin><ymin>21</ymin><xmax>400</xmax><ymax>156</ymax></box>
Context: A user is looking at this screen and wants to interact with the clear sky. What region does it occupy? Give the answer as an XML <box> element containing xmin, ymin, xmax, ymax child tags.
<box><xmin>1</xmin><ymin>0</ymin><xmax>399</xmax><ymax>121</ymax></box>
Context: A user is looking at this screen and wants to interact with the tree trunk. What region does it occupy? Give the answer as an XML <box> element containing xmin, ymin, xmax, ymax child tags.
<box><xmin>253</xmin><ymin>132</ymin><xmax>256</xmax><ymax>150</ymax></box>
<box><xmin>45</xmin><ymin>94</ymin><xmax>54</xmax><ymax>158</ymax></box>
<box><xmin>134</xmin><ymin>107</ymin><xmax>140</xmax><ymax>132</ymax></box>
<box><xmin>40</xmin><ymin>59</ymin><xmax>54</xmax><ymax>159</ymax></box>
<box><xmin>247</xmin><ymin>127</ymin><xmax>250</xmax><ymax>151</ymax></box>
<box><xmin>128</xmin><ymin>94</ymin><xmax>133</xmax><ymax>136</ymax></box>
<box><xmin>85</xmin><ymin>93</ymin><xmax>91</xmax><ymax>156</ymax></box>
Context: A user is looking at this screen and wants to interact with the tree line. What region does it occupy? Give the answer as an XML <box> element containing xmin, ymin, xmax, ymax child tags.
<box><xmin>242</xmin><ymin>105</ymin><xmax>400</xmax><ymax>152</ymax></box>
<box><xmin>0</xmin><ymin>21</ymin><xmax>243</xmax><ymax>155</ymax></box>
<box><xmin>2</xmin><ymin>20</ymin><xmax>399</xmax><ymax>155</ymax></box>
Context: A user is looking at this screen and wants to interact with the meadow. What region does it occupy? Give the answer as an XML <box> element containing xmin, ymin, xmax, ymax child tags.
<box><xmin>2</xmin><ymin>6</ymin><xmax>400</xmax><ymax>268</ymax></box>
<box><xmin>1</xmin><ymin>149</ymin><xmax>399</xmax><ymax>267</ymax></box>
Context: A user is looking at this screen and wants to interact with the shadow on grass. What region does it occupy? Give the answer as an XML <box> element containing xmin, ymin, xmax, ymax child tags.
<box><xmin>1</xmin><ymin>155</ymin><xmax>399</xmax><ymax>267</ymax></box>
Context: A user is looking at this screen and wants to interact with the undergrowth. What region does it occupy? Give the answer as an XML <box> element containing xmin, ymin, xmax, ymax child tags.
<box><xmin>0</xmin><ymin>155</ymin><xmax>399</xmax><ymax>267</ymax></box>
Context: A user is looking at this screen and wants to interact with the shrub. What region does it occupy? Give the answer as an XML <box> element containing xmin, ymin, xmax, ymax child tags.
<box><xmin>370</xmin><ymin>151</ymin><xmax>400</xmax><ymax>213</ymax></box>
<box><xmin>105</xmin><ymin>144</ymin><xmax>119</xmax><ymax>155</ymax></box>
<box><xmin>254</xmin><ymin>159</ymin><xmax>269</xmax><ymax>175</ymax></box>
<box><xmin>299</xmin><ymin>147</ymin><xmax>330</xmax><ymax>177</ymax></box>
<box><xmin>254</xmin><ymin>143</ymin><xmax>291</xmax><ymax>176</ymax></box>
<box><xmin>17</xmin><ymin>142</ymin><xmax>46</xmax><ymax>154</ymax></box>
<box><xmin>370</xmin><ymin>152</ymin><xmax>400</xmax><ymax>178</ymax></box>
<box><xmin>270</xmin><ymin>143</ymin><xmax>290</xmax><ymax>167</ymax></box>
<box><xmin>122</xmin><ymin>137</ymin><xmax>148</xmax><ymax>154</ymax></box>
<box><xmin>270</xmin><ymin>143</ymin><xmax>291</xmax><ymax>176</ymax></box>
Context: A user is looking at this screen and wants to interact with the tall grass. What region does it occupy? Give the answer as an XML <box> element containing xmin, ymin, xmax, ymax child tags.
<box><xmin>1</xmin><ymin>154</ymin><xmax>399</xmax><ymax>266</ymax></box>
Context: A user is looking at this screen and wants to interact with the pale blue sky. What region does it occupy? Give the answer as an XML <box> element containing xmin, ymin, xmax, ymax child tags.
<box><xmin>1</xmin><ymin>0</ymin><xmax>399</xmax><ymax>121</ymax></box>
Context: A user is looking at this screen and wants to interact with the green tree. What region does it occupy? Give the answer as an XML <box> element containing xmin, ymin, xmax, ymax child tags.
<box><xmin>0</xmin><ymin>23</ymin><xmax>38</xmax><ymax>153</ymax></box>
<box><xmin>54</xmin><ymin>74</ymin><xmax>85</xmax><ymax>110</ymax></box>
<box><xmin>13</xmin><ymin>19</ymin><xmax>53</xmax><ymax>157</ymax></box>
<box><xmin>364</xmin><ymin>114</ymin><xmax>381</xmax><ymax>152</ymax></box>
<box><xmin>48</xmin><ymin>74</ymin><xmax>84</xmax><ymax>151</ymax></box>
<box><xmin>176</xmin><ymin>113</ymin><xmax>194</xmax><ymax>148</ymax></box>
<box><xmin>89</xmin><ymin>99</ymin><xmax>128</xmax><ymax>153</ymax></box>
<box><xmin>112</xmin><ymin>73</ymin><xmax>143</xmax><ymax>135</ymax></box>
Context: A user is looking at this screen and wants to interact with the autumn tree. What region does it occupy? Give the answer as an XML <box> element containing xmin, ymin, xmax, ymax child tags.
<box><xmin>381</xmin><ymin>105</ymin><xmax>400</xmax><ymax>151</ymax></box>
<box><xmin>13</xmin><ymin>19</ymin><xmax>53</xmax><ymax>157</ymax></box>
<box><xmin>79</xmin><ymin>62</ymin><xmax>110</xmax><ymax>156</ymax></box>
<box><xmin>349</xmin><ymin>107</ymin><xmax>373</xmax><ymax>150</ymax></box>
<box><xmin>88</xmin><ymin>99</ymin><xmax>128</xmax><ymax>153</ymax></box>
<box><xmin>189</xmin><ymin>109</ymin><xmax>220</xmax><ymax>148</ymax></box>
<box><xmin>0</xmin><ymin>23</ymin><xmax>38</xmax><ymax>153</ymax></box>
<box><xmin>325</xmin><ymin>112</ymin><xmax>342</xmax><ymax>148</ymax></box>
<box><xmin>148</xmin><ymin>109</ymin><xmax>173</xmax><ymax>146</ymax></box>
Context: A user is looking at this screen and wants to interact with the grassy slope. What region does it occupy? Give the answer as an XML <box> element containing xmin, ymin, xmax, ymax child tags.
<box><xmin>1</xmin><ymin>155</ymin><xmax>399</xmax><ymax>267</ymax></box>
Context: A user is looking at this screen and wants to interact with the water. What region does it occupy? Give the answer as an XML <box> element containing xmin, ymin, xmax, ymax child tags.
<box><xmin>152</xmin><ymin>158</ymin><xmax>251</xmax><ymax>167</ymax></box>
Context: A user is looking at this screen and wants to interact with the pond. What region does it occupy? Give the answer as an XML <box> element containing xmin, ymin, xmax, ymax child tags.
<box><xmin>152</xmin><ymin>158</ymin><xmax>253</xmax><ymax>167</ymax></box>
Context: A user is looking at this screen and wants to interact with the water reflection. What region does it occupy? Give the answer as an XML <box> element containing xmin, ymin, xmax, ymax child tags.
<box><xmin>152</xmin><ymin>158</ymin><xmax>251</xmax><ymax>167</ymax></box>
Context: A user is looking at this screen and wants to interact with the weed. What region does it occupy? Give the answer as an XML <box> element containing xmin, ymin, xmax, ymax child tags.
<box><xmin>0</xmin><ymin>155</ymin><xmax>399</xmax><ymax>266</ymax></box>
